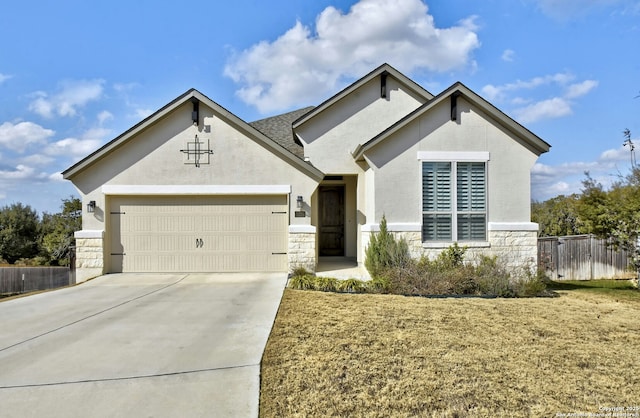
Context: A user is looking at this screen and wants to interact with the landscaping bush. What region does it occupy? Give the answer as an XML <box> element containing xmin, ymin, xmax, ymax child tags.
<box><xmin>363</xmin><ymin>224</ymin><xmax>547</xmax><ymax>297</ymax></box>
<box><xmin>365</xmin><ymin>275</ymin><xmax>391</xmax><ymax>294</ymax></box>
<box><xmin>289</xmin><ymin>237</ymin><xmax>547</xmax><ymax>297</ymax></box>
<box><xmin>288</xmin><ymin>274</ymin><xmax>315</xmax><ymax>290</ymax></box>
<box><xmin>314</xmin><ymin>276</ymin><xmax>338</xmax><ymax>292</ymax></box>
<box><xmin>338</xmin><ymin>278</ymin><xmax>367</xmax><ymax>293</ymax></box>
<box><xmin>474</xmin><ymin>255</ymin><xmax>514</xmax><ymax>297</ymax></box>
<box><xmin>364</xmin><ymin>215</ymin><xmax>410</xmax><ymax>279</ymax></box>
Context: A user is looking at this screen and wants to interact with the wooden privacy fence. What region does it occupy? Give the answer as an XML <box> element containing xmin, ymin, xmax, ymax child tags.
<box><xmin>538</xmin><ymin>234</ymin><xmax>633</xmax><ymax>281</ymax></box>
<box><xmin>0</xmin><ymin>266</ymin><xmax>75</xmax><ymax>295</ymax></box>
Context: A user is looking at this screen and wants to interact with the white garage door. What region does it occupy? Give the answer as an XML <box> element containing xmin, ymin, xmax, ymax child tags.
<box><xmin>109</xmin><ymin>195</ymin><xmax>288</xmax><ymax>273</ymax></box>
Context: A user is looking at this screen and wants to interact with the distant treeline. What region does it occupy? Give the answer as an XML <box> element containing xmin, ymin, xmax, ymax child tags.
<box><xmin>0</xmin><ymin>197</ymin><xmax>80</xmax><ymax>266</ymax></box>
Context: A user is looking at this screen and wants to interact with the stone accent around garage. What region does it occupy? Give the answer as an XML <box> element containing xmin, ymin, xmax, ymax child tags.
<box><xmin>74</xmin><ymin>232</ymin><xmax>105</xmax><ymax>283</ymax></box>
<box><xmin>288</xmin><ymin>230</ymin><xmax>316</xmax><ymax>273</ymax></box>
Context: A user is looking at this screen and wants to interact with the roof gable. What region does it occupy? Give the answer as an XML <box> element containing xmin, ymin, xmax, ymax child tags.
<box><xmin>352</xmin><ymin>82</ymin><xmax>551</xmax><ymax>160</ymax></box>
<box><xmin>291</xmin><ymin>63</ymin><xmax>433</xmax><ymax>133</ymax></box>
<box><xmin>62</xmin><ymin>89</ymin><xmax>323</xmax><ymax>181</ymax></box>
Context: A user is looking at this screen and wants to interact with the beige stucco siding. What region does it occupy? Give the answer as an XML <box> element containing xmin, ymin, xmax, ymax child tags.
<box><xmin>296</xmin><ymin>77</ymin><xmax>425</xmax><ymax>174</ymax></box>
<box><xmin>72</xmin><ymin>101</ymin><xmax>320</xmax><ymax>233</ymax></box>
<box><xmin>364</xmin><ymin>97</ymin><xmax>538</xmax><ymax>224</ymax></box>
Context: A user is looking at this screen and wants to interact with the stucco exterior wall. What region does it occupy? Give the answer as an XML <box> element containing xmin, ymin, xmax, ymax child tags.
<box><xmin>296</xmin><ymin>77</ymin><xmax>425</xmax><ymax>174</ymax></box>
<box><xmin>363</xmin><ymin>97</ymin><xmax>538</xmax><ymax>224</ymax></box>
<box><xmin>71</xmin><ymin>101</ymin><xmax>320</xmax><ymax>233</ymax></box>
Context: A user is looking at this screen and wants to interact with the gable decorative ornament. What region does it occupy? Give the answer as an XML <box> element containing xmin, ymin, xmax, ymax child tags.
<box><xmin>180</xmin><ymin>134</ymin><xmax>213</xmax><ymax>168</ymax></box>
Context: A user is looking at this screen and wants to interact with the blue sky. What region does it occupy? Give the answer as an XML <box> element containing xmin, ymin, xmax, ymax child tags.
<box><xmin>1</xmin><ymin>0</ymin><xmax>639</xmax><ymax>214</ymax></box>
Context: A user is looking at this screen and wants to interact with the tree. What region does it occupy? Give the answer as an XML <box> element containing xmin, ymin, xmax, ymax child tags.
<box><xmin>0</xmin><ymin>203</ymin><xmax>39</xmax><ymax>263</ymax></box>
<box><xmin>578</xmin><ymin>169</ymin><xmax>640</xmax><ymax>271</ymax></box>
<box><xmin>38</xmin><ymin>197</ymin><xmax>82</xmax><ymax>266</ymax></box>
<box><xmin>532</xmin><ymin>194</ymin><xmax>584</xmax><ymax>237</ymax></box>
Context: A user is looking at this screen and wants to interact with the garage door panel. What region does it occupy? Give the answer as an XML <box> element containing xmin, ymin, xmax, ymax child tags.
<box><xmin>109</xmin><ymin>195</ymin><xmax>288</xmax><ymax>273</ymax></box>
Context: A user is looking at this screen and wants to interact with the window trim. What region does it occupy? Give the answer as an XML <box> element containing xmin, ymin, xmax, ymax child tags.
<box><xmin>419</xmin><ymin>152</ymin><xmax>489</xmax><ymax>243</ymax></box>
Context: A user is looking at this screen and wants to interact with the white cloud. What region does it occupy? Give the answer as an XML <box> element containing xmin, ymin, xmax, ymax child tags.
<box><xmin>224</xmin><ymin>0</ymin><xmax>480</xmax><ymax>113</ymax></box>
<box><xmin>481</xmin><ymin>72</ymin><xmax>574</xmax><ymax>101</ymax></box>
<box><xmin>97</xmin><ymin>110</ymin><xmax>113</xmax><ymax>125</ymax></box>
<box><xmin>565</xmin><ymin>80</ymin><xmax>599</xmax><ymax>99</ymax></box>
<box><xmin>514</xmin><ymin>97</ymin><xmax>573</xmax><ymax>123</ymax></box>
<box><xmin>0</xmin><ymin>164</ymin><xmax>48</xmax><ymax>182</ymax></box>
<box><xmin>28</xmin><ymin>79</ymin><xmax>105</xmax><ymax>119</ymax></box>
<box><xmin>482</xmin><ymin>72</ymin><xmax>598</xmax><ymax>123</ymax></box>
<box><xmin>48</xmin><ymin>172</ymin><xmax>64</xmax><ymax>182</ymax></box>
<box><xmin>501</xmin><ymin>49</ymin><xmax>515</xmax><ymax>62</ymax></box>
<box><xmin>530</xmin><ymin>144</ymin><xmax>638</xmax><ymax>201</ymax></box>
<box><xmin>45</xmin><ymin>136</ymin><xmax>102</xmax><ymax>158</ymax></box>
<box><xmin>0</xmin><ymin>73</ymin><xmax>12</xmax><ymax>84</ymax></box>
<box><xmin>0</xmin><ymin>121</ymin><xmax>55</xmax><ymax>153</ymax></box>
<box><xmin>18</xmin><ymin>154</ymin><xmax>55</xmax><ymax>166</ymax></box>
<box><xmin>40</xmin><ymin>121</ymin><xmax>110</xmax><ymax>161</ymax></box>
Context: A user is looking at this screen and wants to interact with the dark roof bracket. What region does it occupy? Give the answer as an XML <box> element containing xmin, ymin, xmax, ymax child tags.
<box><xmin>191</xmin><ymin>96</ymin><xmax>200</xmax><ymax>126</ymax></box>
<box><xmin>381</xmin><ymin>71</ymin><xmax>388</xmax><ymax>98</ymax></box>
<box><xmin>451</xmin><ymin>91</ymin><xmax>461</xmax><ymax>121</ymax></box>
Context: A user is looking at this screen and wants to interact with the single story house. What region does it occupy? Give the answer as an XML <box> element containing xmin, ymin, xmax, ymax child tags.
<box><xmin>63</xmin><ymin>63</ymin><xmax>550</xmax><ymax>282</ymax></box>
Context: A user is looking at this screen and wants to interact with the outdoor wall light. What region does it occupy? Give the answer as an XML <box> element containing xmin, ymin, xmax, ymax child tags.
<box><xmin>296</xmin><ymin>195</ymin><xmax>303</xmax><ymax>209</ymax></box>
<box><xmin>87</xmin><ymin>200</ymin><xmax>96</xmax><ymax>213</ymax></box>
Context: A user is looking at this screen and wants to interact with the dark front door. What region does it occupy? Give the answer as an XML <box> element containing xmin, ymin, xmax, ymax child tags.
<box><xmin>319</xmin><ymin>186</ymin><xmax>345</xmax><ymax>256</ymax></box>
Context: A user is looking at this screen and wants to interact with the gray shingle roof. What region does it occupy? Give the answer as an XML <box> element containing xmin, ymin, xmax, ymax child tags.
<box><xmin>249</xmin><ymin>107</ymin><xmax>314</xmax><ymax>159</ymax></box>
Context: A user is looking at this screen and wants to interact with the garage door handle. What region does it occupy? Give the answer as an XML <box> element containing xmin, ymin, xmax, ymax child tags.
<box><xmin>196</xmin><ymin>239</ymin><xmax>204</xmax><ymax>248</ymax></box>
<box><xmin>272</xmin><ymin>252</ymin><xmax>287</xmax><ymax>255</ymax></box>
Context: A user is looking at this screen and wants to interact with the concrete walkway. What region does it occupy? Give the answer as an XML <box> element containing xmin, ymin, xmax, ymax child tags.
<box><xmin>0</xmin><ymin>273</ymin><xmax>287</xmax><ymax>418</ymax></box>
<box><xmin>315</xmin><ymin>257</ymin><xmax>371</xmax><ymax>280</ymax></box>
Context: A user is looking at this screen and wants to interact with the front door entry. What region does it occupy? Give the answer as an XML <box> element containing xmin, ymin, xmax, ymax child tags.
<box><xmin>318</xmin><ymin>186</ymin><xmax>345</xmax><ymax>256</ymax></box>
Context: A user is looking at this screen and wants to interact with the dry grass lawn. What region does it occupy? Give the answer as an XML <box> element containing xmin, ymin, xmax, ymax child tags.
<box><xmin>260</xmin><ymin>284</ymin><xmax>640</xmax><ymax>417</ymax></box>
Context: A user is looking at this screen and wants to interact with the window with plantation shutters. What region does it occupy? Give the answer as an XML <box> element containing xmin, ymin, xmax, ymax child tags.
<box><xmin>422</xmin><ymin>161</ymin><xmax>486</xmax><ymax>242</ymax></box>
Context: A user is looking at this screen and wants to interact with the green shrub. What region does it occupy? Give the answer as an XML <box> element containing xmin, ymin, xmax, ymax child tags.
<box><xmin>290</xmin><ymin>265</ymin><xmax>311</xmax><ymax>277</ymax></box>
<box><xmin>434</xmin><ymin>242</ymin><xmax>467</xmax><ymax>270</ymax></box>
<box><xmin>338</xmin><ymin>278</ymin><xmax>366</xmax><ymax>293</ymax></box>
<box><xmin>314</xmin><ymin>276</ymin><xmax>338</xmax><ymax>292</ymax></box>
<box><xmin>288</xmin><ymin>274</ymin><xmax>315</xmax><ymax>290</ymax></box>
<box><xmin>366</xmin><ymin>276</ymin><xmax>391</xmax><ymax>294</ymax></box>
<box><xmin>365</xmin><ymin>215</ymin><xmax>411</xmax><ymax>279</ymax></box>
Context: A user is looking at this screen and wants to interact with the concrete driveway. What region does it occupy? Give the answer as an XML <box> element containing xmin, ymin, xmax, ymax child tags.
<box><xmin>0</xmin><ymin>273</ymin><xmax>287</xmax><ymax>418</ymax></box>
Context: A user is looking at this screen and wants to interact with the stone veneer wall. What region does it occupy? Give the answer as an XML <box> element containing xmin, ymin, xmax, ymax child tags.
<box><xmin>74</xmin><ymin>237</ymin><xmax>104</xmax><ymax>283</ymax></box>
<box><xmin>363</xmin><ymin>230</ymin><xmax>538</xmax><ymax>273</ymax></box>
<box><xmin>485</xmin><ymin>230</ymin><xmax>538</xmax><ymax>271</ymax></box>
<box><xmin>288</xmin><ymin>232</ymin><xmax>316</xmax><ymax>273</ymax></box>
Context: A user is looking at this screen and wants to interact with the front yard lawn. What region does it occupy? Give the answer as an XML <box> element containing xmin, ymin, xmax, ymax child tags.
<box><xmin>260</xmin><ymin>281</ymin><xmax>640</xmax><ymax>417</ymax></box>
